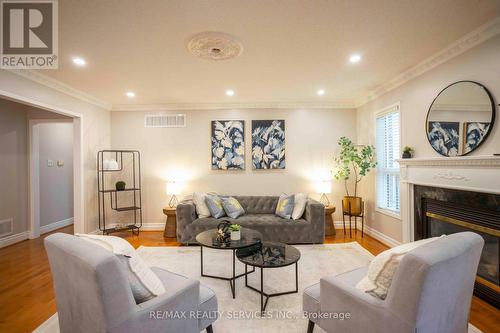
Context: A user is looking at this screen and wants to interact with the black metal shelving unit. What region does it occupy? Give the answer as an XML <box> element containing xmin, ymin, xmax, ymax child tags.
<box><xmin>97</xmin><ymin>150</ymin><xmax>142</xmax><ymax>235</ymax></box>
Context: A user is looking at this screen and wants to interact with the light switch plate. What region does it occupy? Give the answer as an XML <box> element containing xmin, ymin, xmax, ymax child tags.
<box><xmin>47</xmin><ymin>160</ymin><xmax>54</xmax><ymax>167</ymax></box>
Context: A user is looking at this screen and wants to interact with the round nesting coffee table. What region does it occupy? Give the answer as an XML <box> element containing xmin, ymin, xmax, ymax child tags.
<box><xmin>236</xmin><ymin>242</ymin><xmax>301</xmax><ymax>313</ymax></box>
<box><xmin>196</xmin><ymin>228</ymin><xmax>262</xmax><ymax>299</ymax></box>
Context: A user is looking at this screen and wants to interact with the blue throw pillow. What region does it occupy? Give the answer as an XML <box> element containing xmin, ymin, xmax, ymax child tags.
<box><xmin>205</xmin><ymin>195</ymin><xmax>226</xmax><ymax>218</ymax></box>
<box><xmin>275</xmin><ymin>194</ymin><xmax>295</xmax><ymax>219</ymax></box>
<box><xmin>222</xmin><ymin>197</ymin><xmax>245</xmax><ymax>219</ymax></box>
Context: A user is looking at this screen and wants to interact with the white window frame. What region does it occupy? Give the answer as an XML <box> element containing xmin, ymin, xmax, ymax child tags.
<box><xmin>375</xmin><ymin>102</ymin><xmax>401</xmax><ymax>220</ymax></box>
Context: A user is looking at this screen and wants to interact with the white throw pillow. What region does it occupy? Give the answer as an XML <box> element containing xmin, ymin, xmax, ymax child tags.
<box><xmin>193</xmin><ymin>192</ymin><xmax>211</xmax><ymax>218</ymax></box>
<box><xmin>76</xmin><ymin>234</ymin><xmax>166</xmax><ymax>297</ymax></box>
<box><xmin>356</xmin><ymin>236</ymin><xmax>445</xmax><ymax>299</ymax></box>
<box><xmin>292</xmin><ymin>193</ymin><xmax>308</xmax><ymax>220</ymax></box>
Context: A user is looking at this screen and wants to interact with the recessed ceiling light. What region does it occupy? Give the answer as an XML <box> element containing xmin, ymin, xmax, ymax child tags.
<box><xmin>72</xmin><ymin>57</ymin><xmax>86</xmax><ymax>66</ymax></box>
<box><xmin>349</xmin><ymin>54</ymin><xmax>362</xmax><ymax>63</ymax></box>
<box><xmin>225</xmin><ymin>89</ymin><xmax>235</xmax><ymax>96</ymax></box>
<box><xmin>126</xmin><ymin>91</ymin><xmax>136</xmax><ymax>98</ymax></box>
<box><xmin>317</xmin><ymin>89</ymin><xmax>325</xmax><ymax>96</ymax></box>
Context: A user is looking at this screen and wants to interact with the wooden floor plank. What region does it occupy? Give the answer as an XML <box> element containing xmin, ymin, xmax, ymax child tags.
<box><xmin>0</xmin><ymin>226</ymin><xmax>498</xmax><ymax>332</ymax></box>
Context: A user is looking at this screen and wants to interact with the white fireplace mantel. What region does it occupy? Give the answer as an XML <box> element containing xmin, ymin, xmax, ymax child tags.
<box><xmin>397</xmin><ymin>155</ymin><xmax>500</xmax><ymax>243</ymax></box>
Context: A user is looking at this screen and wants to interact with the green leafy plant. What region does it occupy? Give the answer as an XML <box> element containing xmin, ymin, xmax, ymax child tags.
<box><xmin>229</xmin><ymin>224</ymin><xmax>240</xmax><ymax>232</ymax></box>
<box><xmin>403</xmin><ymin>146</ymin><xmax>414</xmax><ymax>153</ymax></box>
<box><xmin>333</xmin><ymin>137</ymin><xmax>377</xmax><ymax>197</ymax></box>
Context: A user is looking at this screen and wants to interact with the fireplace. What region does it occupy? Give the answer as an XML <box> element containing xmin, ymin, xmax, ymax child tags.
<box><xmin>414</xmin><ymin>185</ymin><xmax>500</xmax><ymax>307</ymax></box>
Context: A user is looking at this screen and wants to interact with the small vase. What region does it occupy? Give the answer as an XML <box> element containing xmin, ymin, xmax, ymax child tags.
<box><xmin>231</xmin><ymin>230</ymin><xmax>241</xmax><ymax>241</ymax></box>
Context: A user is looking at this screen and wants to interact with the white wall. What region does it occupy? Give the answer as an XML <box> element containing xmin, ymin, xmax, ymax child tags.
<box><xmin>111</xmin><ymin>108</ymin><xmax>357</xmax><ymax>226</ymax></box>
<box><xmin>0</xmin><ymin>100</ymin><xmax>29</xmax><ymax>236</ymax></box>
<box><xmin>0</xmin><ymin>70</ymin><xmax>111</xmax><ymax>233</ymax></box>
<box><xmin>39</xmin><ymin>122</ymin><xmax>74</xmax><ymax>227</ymax></box>
<box><xmin>356</xmin><ymin>35</ymin><xmax>500</xmax><ymax>242</ymax></box>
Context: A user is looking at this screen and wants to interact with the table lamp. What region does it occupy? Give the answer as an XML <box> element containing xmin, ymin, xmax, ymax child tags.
<box><xmin>317</xmin><ymin>180</ymin><xmax>331</xmax><ymax>206</ymax></box>
<box><xmin>166</xmin><ymin>181</ymin><xmax>180</xmax><ymax>208</ymax></box>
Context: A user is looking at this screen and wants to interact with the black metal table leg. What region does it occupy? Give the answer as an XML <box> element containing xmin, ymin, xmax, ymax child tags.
<box><xmin>200</xmin><ymin>245</ymin><xmax>255</xmax><ymax>298</ymax></box>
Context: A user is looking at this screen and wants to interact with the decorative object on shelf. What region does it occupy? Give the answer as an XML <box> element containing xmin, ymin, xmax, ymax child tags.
<box><xmin>115</xmin><ymin>181</ymin><xmax>126</xmax><ymax>191</ymax></box>
<box><xmin>215</xmin><ymin>220</ymin><xmax>231</xmax><ymax>244</ymax></box>
<box><xmin>333</xmin><ymin>136</ymin><xmax>376</xmax><ymax>216</ymax></box>
<box><xmin>162</xmin><ymin>207</ymin><xmax>177</xmax><ymax>238</ymax></box>
<box><xmin>317</xmin><ymin>180</ymin><xmax>331</xmax><ymax>206</ymax></box>
<box><xmin>426</xmin><ymin>81</ymin><xmax>496</xmax><ymax>157</ymax></box>
<box><xmin>103</xmin><ymin>159</ymin><xmax>119</xmax><ymax>171</ymax></box>
<box><xmin>166</xmin><ymin>181</ymin><xmax>180</xmax><ymax>208</ymax></box>
<box><xmin>464</xmin><ymin>122</ymin><xmax>491</xmax><ymax>154</ymax></box>
<box><xmin>97</xmin><ymin>150</ymin><xmax>142</xmax><ymax>235</ymax></box>
<box><xmin>252</xmin><ymin>120</ymin><xmax>286</xmax><ymax>169</ymax></box>
<box><xmin>427</xmin><ymin>121</ymin><xmax>460</xmax><ymax>157</ymax></box>
<box><xmin>211</xmin><ymin>120</ymin><xmax>245</xmax><ymax>170</ymax></box>
<box><xmin>230</xmin><ymin>224</ymin><xmax>241</xmax><ymax>240</ymax></box>
<box><xmin>402</xmin><ymin>146</ymin><xmax>414</xmax><ymax>159</ymax></box>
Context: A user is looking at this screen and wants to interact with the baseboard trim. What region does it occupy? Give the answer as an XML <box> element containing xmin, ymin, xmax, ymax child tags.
<box><xmin>40</xmin><ymin>218</ymin><xmax>74</xmax><ymax>235</ymax></box>
<box><xmin>333</xmin><ymin>221</ymin><xmax>401</xmax><ymax>248</ymax></box>
<box><xmin>0</xmin><ymin>231</ymin><xmax>29</xmax><ymax>248</ymax></box>
<box><xmin>87</xmin><ymin>223</ymin><xmax>165</xmax><ymax>234</ymax></box>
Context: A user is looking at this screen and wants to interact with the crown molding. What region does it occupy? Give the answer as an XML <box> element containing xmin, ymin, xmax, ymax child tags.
<box><xmin>355</xmin><ymin>17</ymin><xmax>500</xmax><ymax>107</ymax></box>
<box><xmin>111</xmin><ymin>101</ymin><xmax>357</xmax><ymax>111</ymax></box>
<box><xmin>6</xmin><ymin>69</ymin><xmax>112</xmax><ymax>110</ymax></box>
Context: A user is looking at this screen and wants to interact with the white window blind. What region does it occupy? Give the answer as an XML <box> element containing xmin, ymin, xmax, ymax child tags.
<box><xmin>376</xmin><ymin>107</ymin><xmax>400</xmax><ymax>213</ymax></box>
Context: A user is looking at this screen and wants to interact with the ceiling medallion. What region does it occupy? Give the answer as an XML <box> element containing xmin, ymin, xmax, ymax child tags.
<box><xmin>187</xmin><ymin>32</ymin><xmax>243</xmax><ymax>61</ymax></box>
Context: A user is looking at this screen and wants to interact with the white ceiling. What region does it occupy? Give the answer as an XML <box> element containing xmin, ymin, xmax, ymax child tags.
<box><xmin>36</xmin><ymin>0</ymin><xmax>500</xmax><ymax>108</ymax></box>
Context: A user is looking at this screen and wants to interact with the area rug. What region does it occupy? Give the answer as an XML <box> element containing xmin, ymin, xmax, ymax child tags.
<box><xmin>34</xmin><ymin>242</ymin><xmax>483</xmax><ymax>333</ymax></box>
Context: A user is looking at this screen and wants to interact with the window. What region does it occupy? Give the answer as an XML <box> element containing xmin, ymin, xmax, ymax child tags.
<box><xmin>376</xmin><ymin>105</ymin><xmax>400</xmax><ymax>215</ymax></box>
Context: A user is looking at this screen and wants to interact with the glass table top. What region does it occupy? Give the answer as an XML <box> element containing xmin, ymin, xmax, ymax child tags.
<box><xmin>236</xmin><ymin>241</ymin><xmax>301</xmax><ymax>268</ymax></box>
<box><xmin>196</xmin><ymin>228</ymin><xmax>262</xmax><ymax>249</ymax></box>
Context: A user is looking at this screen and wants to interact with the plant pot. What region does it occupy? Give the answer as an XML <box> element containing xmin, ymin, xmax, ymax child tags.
<box><xmin>343</xmin><ymin>196</ymin><xmax>362</xmax><ymax>216</ymax></box>
<box><xmin>230</xmin><ymin>230</ymin><xmax>241</xmax><ymax>241</ymax></box>
<box><xmin>402</xmin><ymin>151</ymin><xmax>412</xmax><ymax>159</ymax></box>
<box><xmin>115</xmin><ymin>181</ymin><xmax>126</xmax><ymax>191</ymax></box>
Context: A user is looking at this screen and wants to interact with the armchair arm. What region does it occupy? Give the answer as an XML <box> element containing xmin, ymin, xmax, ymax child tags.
<box><xmin>318</xmin><ymin>276</ymin><xmax>412</xmax><ymax>333</ymax></box>
<box><xmin>304</xmin><ymin>199</ymin><xmax>325</xmax><ymax>243</ymax></box>
<box><xmin>111</xmin><ymin>271</ymin><xmax>200</xmax><ymax>333</ymax></box>
<box><xmin>176</xmin><ymin>200</ymin><xmax>197</xmax><ymax>240</ymax></box>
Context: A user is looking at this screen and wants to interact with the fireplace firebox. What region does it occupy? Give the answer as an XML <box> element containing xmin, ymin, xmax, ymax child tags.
<box><xmin>414</xmin><ymin>185</ymin><xmax>500</xmax><ymax>308</ymax></box>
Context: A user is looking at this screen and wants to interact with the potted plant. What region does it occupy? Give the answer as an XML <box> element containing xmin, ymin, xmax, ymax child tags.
<box><xmin>115</xmin><ymin>181</ymin><xmax>126</xmax><ymax>191</ymax></box>
<box><xmin>402</xmin><ymin>146</ymin><xmax>414</xmax><ymax>159</ymax></box>
<box><xmin>333</xmin><ymin>137</ymin><xmax>377</xmax><ymax>215</ymax></box>
<box><xmin>229</xmin><ymin>224</ymin><xmax>241</xmax><ymax>241</ymax></box>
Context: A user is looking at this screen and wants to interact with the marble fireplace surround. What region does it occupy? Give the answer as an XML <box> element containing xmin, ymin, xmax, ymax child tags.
<box><xmin>398</xmin><ymin>156</ymin><xmax>500</xmax><ymax>243</ymax></box>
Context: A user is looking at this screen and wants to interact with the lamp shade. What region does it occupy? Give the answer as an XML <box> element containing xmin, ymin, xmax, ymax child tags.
<box><xmin>166</xmin><ymin>181</ymin><xmax>181</xmax><ymax>195</ymax></box>
<box><xmin>317</xmin><ymin>180</ymin><xmax>332</xmax><ymax>194</ymax></box>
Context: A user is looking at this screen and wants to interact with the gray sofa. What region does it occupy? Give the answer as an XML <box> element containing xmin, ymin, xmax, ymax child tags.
<box><xmin>177</xmin><ymin>195</ymin><xmax>325</xmax><ymax>244</ymax></box>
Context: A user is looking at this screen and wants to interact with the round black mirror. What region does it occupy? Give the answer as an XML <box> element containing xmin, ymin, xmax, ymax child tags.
<box><xmin>426</xmin><ymin>81</ymin><xmax>496</xmax><ymax>156</ymax></box>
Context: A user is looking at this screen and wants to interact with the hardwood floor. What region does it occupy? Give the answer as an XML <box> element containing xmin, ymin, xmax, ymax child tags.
<box><xmin>0</xmin><ymin>226</ymin><xmax>498</xmax><ymax>332</ymax></box>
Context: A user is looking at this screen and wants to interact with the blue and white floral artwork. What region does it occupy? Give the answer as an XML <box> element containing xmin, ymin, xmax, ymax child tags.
<box><xmin>427</xmin><ymin>121</ymin><xmax>460</xmax><ymax>157</ymax></box>
<box><xmin>252</xmin><ymin>120</ymin><xmax>286</xmax><ymax>169</ymax></box>
<box><xmin>211</xmin><ymin>120</ymin><xmax>245</xmax><ymax>170</ymax></box>
<box><xmin>464</xmin><ymin>122</ymin><xmax>490</xmax><ymax>154</ymax></box>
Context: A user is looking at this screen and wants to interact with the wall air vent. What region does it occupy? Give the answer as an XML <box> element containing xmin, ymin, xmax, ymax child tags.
<box><xmin>144</xmin><ymin>114</ymin><xmax>186</xmax><ymax>128</ymax></box>
<box><xmin>0</xmin><ymin>218</ymin><xmax>13</xmax><ymax>238</ymax></box>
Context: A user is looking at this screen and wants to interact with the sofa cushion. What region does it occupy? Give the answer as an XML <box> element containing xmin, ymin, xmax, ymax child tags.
<box><xmin>292</xmin><ymin>193</ymin><xmax>308</xmax><ymax>220</ymax></box>
<box><xmin>233</xmin><ymin>196</ymin><xmax>279</xmax><ymax>214</ymax></box>
<box><xmin>193</xmin><ymin>192</ymin><xmax>211</xmax><ymax>218</ymax></box>
<box><xmin>275</xmin><ymin>193</ymin><xmax>295</xmax><ymax>219</ymax></box>
<box><xmin>222</xmin><ymin>197</ymin><xmax>245</xmax><ymax>218</ymax></box>
<box><xmin>205</xmin><ymin>194</ymin><xmax>226</xmax><ymax>218</ymax></box>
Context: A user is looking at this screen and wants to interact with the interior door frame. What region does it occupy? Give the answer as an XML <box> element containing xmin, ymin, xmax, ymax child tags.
<box><xmin>0</xmin><ymin>89</ymin><xmax>84</xmax><ymax>238</ymax></box>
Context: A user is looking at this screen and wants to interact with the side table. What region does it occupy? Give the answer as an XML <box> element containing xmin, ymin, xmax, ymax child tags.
<box><xmin>324</xmin><ymin>205</ymin><xmax>336</xmax><ymax>236</ymax></box>
<box><xmin>163</xmin><ymin>207</ymin><xmax>177</xmax><ymax>238</ymax></box>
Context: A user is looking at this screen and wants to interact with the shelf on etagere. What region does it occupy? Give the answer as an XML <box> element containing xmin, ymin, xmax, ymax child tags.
<box><xmin>100</xmin><ymin>188</ymin><xmax>141</xmax><ymax>193</ymax></box>
<box><xmin>102</xmin><ymin>225</ymin><xmax>140</xmax><ymax>235</ymax></box>
<box><xmin>113</xmin><ymin>206</ymin><xmax>141</xmax><ymax>212</ymax></box>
